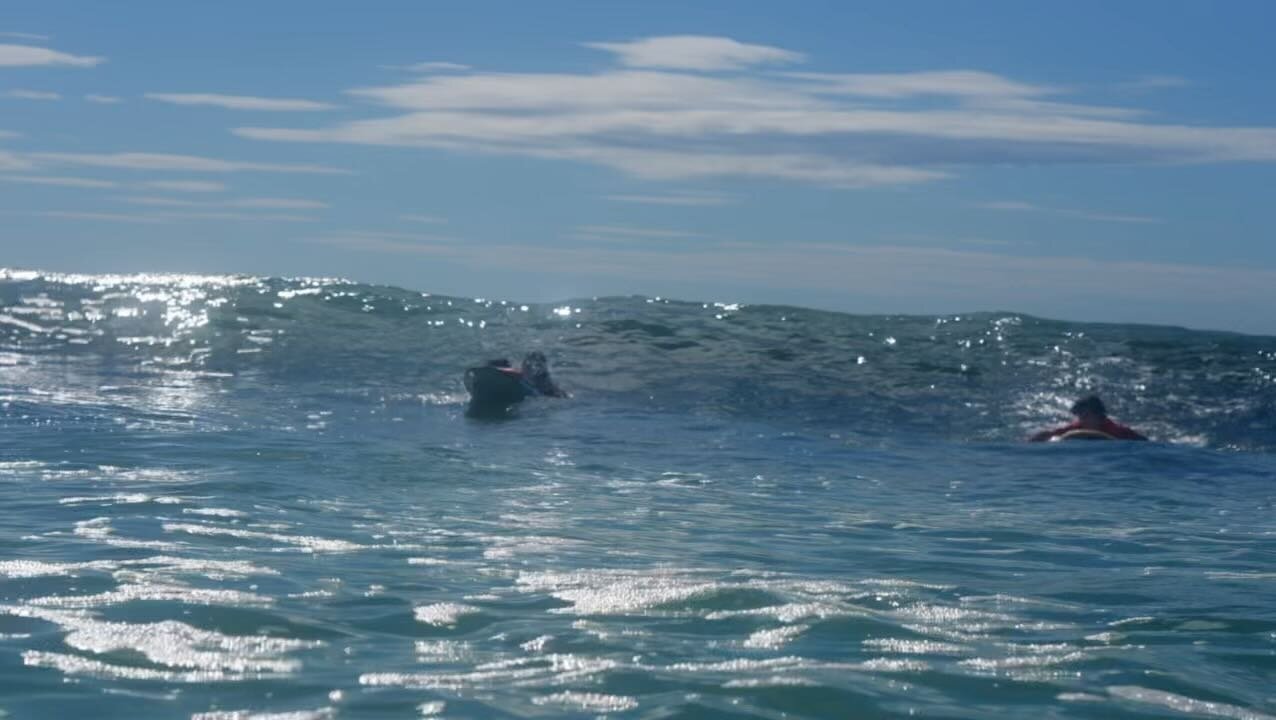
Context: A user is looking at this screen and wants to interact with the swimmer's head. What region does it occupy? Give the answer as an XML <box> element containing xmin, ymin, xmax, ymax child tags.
<box><xmin>1070</xmin><ymin>394</ymin><xmax>1106</xmax><ymax>418</ymax></box>
<box><xmin>521</xmin><ymin>351</ymin><xmax>548</xmax><ymax>377</ymax></box>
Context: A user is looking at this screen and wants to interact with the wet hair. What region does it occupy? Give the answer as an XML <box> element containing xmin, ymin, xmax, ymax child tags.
<box><xmin>521</xmin><ymin>351</ymin><xmax>548</xmax><ymax>378</ymax></box>
<box><xmin>521</xmin><ymin>351</ymin><xmax>561</xmax><ymax>396</ymax></box>
<box><xmin>1070</xmin><ymin>394</ymin><xmax>1106</xmax><ymax>417</ymax></box>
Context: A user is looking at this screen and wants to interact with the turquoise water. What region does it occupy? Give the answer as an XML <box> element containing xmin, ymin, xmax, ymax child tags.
<box><xmin>2</xmin><ymin>269</ymin><xmax>1275</xmax><ymax>719</ymax></box>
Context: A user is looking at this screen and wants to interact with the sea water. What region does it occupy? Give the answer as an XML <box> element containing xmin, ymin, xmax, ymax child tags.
<box><xmin>1</xmin><ymin>269</ymin><xmax>1274</xmax><ymax>719</ymax></box>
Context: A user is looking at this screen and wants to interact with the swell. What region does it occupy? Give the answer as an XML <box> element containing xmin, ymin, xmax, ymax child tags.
<box><xmin>3</xmin><ymin>269</ymin><xmax>1274</xmax><ymax>451</ymax></box>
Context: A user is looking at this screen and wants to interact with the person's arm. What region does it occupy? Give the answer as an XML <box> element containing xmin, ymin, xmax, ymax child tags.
<box><xmin>1028</xmin><ymin>427</ymin><xmax>1062</xmax><ymax>442</ymax></box>
<box><xmin>1111</xmin><ymin>425</ymin><xmax>1148</xmax><ymax>441</ymax></box>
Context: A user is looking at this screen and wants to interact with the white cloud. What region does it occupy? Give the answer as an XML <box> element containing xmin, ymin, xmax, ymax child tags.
<box><xmin>606</xmin><ymin>192</ymin><xmax>734</xmax><ymax>206</ymax></box>
<box><xmin>384</xmin><ymin>61</ymin><xmax>472</xmax><ymax>73</ymax></box>
<box><xmin>0</xmin><ymin>32</ymin><xmax>50</xmax><ymax>41</ymax></box>
<box><xmin>119</xmin><ymin>196</ymin><xmax>199</xmax><ymax>207</ymax></box>
<box><xmin>151</xmin><ymin>210</ymin><xmax>315</xmax><ymax>222</ymax></box>
<box><xmin>573</xmin><ymin>224</ymin><xmax>703</xmax><ymax>241</ymax></box>
<box><xmin>145</xmin><ymin>93</ymin><xmax>337</xmax><ymax>112</ymax></box>
<box><xmin>140</xmin><ymin>180</ymin><xmax>226</xmax><ymax>193</ymax></box>
<box><xmin>121</xmin><ymin>195</ymin><xmax>327</xmax><ymax>209</ymax></box>
<box><xmin>315</xmin><ymin>229</ymin><xmax>461</xmax><ymax>245</ymax></box>
<box><xmin>35</xmin><ymin>210</ymin><xmax>165</xmax><ymax>224</ymax></box>
<box><xmin>85</xmin><ymin>94</ymin><xmax>122</xmax><ymax>104</ymax></box>
<box><xmin>584</xmin><ymin>35</ymin><xmax>803</xmax><ymax>71</ymax></box>
<box><xmin>400</xmin><ymin>213</ymin><xmax>447</xmax><ymax>224</ymax></box>
<box><xmin>343</xmin><ymin>70</ymin><xmax>816</xmax><ymax>111</ymax></box>
<box><xmin>532</xmin><ymin>146</ymin><xmax>948</xmax><ymax>187</ymax></box>
<box><xmin>787</xmin><ymin>70</ymin><xmax>1051</xmax><ymax>98</ymax></box>
<box><xmin>228</xmin><ymin>197</ymin><xmax>327</xmax><ymax>209</ymax></box>
<box><xmin>31</xmin><ymin>209</ymin><xmax>314</xmax><ymax>223</ymax></box>
<box><xmin>5</xmin><ymin>89</ymin><xmax>61</xmax><ymax>101</ymax></box>
<box><xmin>977</xmin><ymin>200</ymin><xmax>1162</xmax><ymax>224</ymax></box>
<box><xmin>234</xmin><ymin>36</ymin><xmax>1276</xmax><ymax>189</ymax></box>
<box><xmin>0</xmin><ymin>43</ymin><xmax>102</xmax><ymax>68</ymax></box>
<box><xmin>0</xmin><ymin>174</ymin><xmax>117</xmax><ymax>188</ymax></box>
<box><xmin>0</xmin><ymin>150</ymin><xmax>32</xmax><ymax>170</ymax></box>
<box><xmin>1121</xmin><ymin>75</ymin><xmax>1190</xmax><ymax>91</ymax></box>
<box><xmin>31</xmin><ymin>152</ymin><xmax>349</xmax><ymax>174</ymax></box>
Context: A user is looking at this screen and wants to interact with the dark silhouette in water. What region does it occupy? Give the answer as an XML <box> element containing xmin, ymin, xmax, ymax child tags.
<box><xmin>464</xmin><ymin>352</ymin><xmax>566</xmax><ymax>418</ymax></box>
<box><xmin>1030</xmin><ymin>394</ymin><xmax>1148</xmax><ymax>442</ymax></box>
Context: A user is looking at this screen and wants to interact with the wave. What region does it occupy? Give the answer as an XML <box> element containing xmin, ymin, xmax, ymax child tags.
<box><xmin>3</xmin><ymin>268</ymin><xmax>1274</xmax><ymax>451</ymax></box>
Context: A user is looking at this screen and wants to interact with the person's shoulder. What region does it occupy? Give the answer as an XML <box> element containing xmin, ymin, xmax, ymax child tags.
<box><xmin>1103</xmin><ymin>419</ymin><xmax>1147</xmax><ymax>441</ymax></box>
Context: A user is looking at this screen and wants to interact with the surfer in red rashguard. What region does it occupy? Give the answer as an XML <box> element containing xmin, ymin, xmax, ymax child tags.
<box><xmin>1029</xmin><ymin>394</ymin><xmax>1148</xmax><ymax>442</ymax></box>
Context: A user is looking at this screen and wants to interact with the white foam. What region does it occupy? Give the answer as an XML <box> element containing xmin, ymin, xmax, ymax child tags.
<box><xmin>517</xmin><ymin>570</ymin><xmax>720</xmax><ymax>615</ymax></box>
<box><xmin>162</xmin><ymin>522</ymin><xmax>362</xmax><ymax>552</ymax></box>
<box><xmin>532</xmin><ymin>691</ymin><xmax>638</xmax><ymax>712</ymax></box>
<box><xmin>0</xmin><ymin>559</ymin><xmax>115</xmax><ymax>578</ymax></box>
<box><xmin>723</xmin><ymin>675</ymin><xmax>818</xmax><ymax>688</ymax></box>
<box><xmin>182</xmin><ymin>508</ymin><xmax>249</xmax><ymax>518</ymax></box>
<box><xmin>28</xmin><ymin>581</ymin><xmax>272</xmax><ymax>608</ymax></box>
<box><xmin>862</xmin><ymin>638</ymin><xmax>968</xmax><ymax>655</ymax></box>
<box><xmin>191</xmin><ymin>710</ymin><xmax>334</xmax><ymax>720</ymax></box>
<box><xmin>414</xmin><ymin>603</ymin><xmax>480</xmax><ymax>627</ymax></box>
<box><xmin>7</xmin><ymin>605</ymin><xmax>319</xmax><ymax>683</ymax></box>
<box><xmin>74</xmin><ymin>517</ymin><xmax>184</xmax><ymax>550</ymax></box>
<box><xmin>1108</xmin><ymin>686</ymin><xmax>1276</xmax><ymax>720</ymax></box>
<box><xmin>361</xmin><ymin>654</ymin><xmax>618</xmax><ymax>690</ymax></box>
<box><xmin>742</xmin><ymin>624</ymin><xmax>808</xmax><ymax>649</ymax></box>
<box><xmin>520</xmin><ymin>634</ymin><xmax>554</xmax><ymax>653</ymax></box>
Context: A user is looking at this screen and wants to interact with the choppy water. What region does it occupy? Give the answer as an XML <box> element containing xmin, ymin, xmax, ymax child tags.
<box><xmin>2</xmin><ymin>268</ymin><xmax>1275</xmax><ymax>719</ymax></box>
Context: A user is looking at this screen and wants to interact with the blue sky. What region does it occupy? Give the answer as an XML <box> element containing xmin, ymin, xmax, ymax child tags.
<box><xmin>3</xmin><ymin>0</ymin><xmax>1276</xmax><ymax>333</ymax></box>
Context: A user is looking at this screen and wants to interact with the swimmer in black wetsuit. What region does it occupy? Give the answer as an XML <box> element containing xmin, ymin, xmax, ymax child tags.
<box><xmin>464</xmin><ymin>352</ymin><xmax>566</xmax><ymax>417</ymax></box>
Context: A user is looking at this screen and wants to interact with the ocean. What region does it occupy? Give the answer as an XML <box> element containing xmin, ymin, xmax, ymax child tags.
<box><xmin>2</xmin><ymin>269</ymin><xmax>1274</xmax><ymax>719</ymax></box>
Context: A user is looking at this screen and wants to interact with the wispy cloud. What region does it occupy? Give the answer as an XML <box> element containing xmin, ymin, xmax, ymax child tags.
<box><xmin>0</xmin><ymin>150</ymin><xmax>33</xmax><ymax>171</ymax></box>
<box><xmin>30</xmin><ymin>151</ymin><xmax>349</xmax><ymax>174</ymax></box>
<box><xmin>573</xmin><ymin>224</ymin><xmax>703</xmax><ymax>241</ymax></box>
<box><xmin>234</xmin><ymin>34</ymin><xmax>1276</xmax><ymax>190</ymax></box>
<box><xmin>0</xmin><ymin>43</ymin><xmax>102</xmax><ymax>68</ymax></box>
<box><xmin>120</xmin><ymin>195</ymin><xmax>328</xmax><ymax>209</ymax></box>
<box><xmin>606</xmin><ymin>191</ymin><xmax>735</xmax><ymax>206</ymax></box>
<box><xmin>227</xmin><ymin>197</ymin><xmax>327</xmax><ymax>209</ymax></box>
<box><xmin>785</xmin><ymin>70</ymin><xmax>1051</xmax><ymax>99</ymax></box>
<box><xmin>319</xmin><ymin>229</ymin><xmax>460</xmax><ymax>242</ymax></box>
<box><xmin>151</xmin><ymin>210</ymin><xmax>316</xmax><ymax>222</ymax></box>
<box><xmin>34</xmin><ymin>210</ymin><xmax>164</xmax><ymax>223</ymax></box>
<box><xmin>977</xmin><ymin>200</ymin><xmax>1162</xmax><ymax>224</ymax></box>
<box><xmin>400</xmin><ymin>213</ymin><xmax>447</xmax><ymax>224</ymax></box>
<box><xmin>29</xmin><ymin>209</ymin><xmax>314</xmax><ymax>223</ymax></box>
<box><xmin>85</xmin><ymin>94</ymin><xmax>122</xmax><ymax>104</ymax></box>
<box><xmin>140</xmin><ymin>180</ymin><xmax>226</xmax><ymax>193</ymax></box>
<box><xmin>145</xmin><ymin>92</ymin><xmax>337</xmax><ymax>112</ymax></box>
<box><xmin>584</xmin><ymin>35</ymin><xmax>804</xmax><ymax>71</ymax></box>
<box><xmin>0</xmin><ymin>174</ymin><xmax>117</xmax><ymax>188</ymax></box>
<box><xmin>383</xmin><ymin>61</ymin><xmax>472</xmax><ymax>73</ymax></box>
<box><xmin>5</xmin><ymin>89</ymin><xmax>61</xmax><ymax>101</ymax></box>
<box><xmin>0</xmin><ymin>32</ymin><xmax>50</xmax><ymax>41</ymax></box>
<box><xmin>1120</xmin><ymin>75</ymin><xmax>1191</xmax><ymax>91</ymax></box>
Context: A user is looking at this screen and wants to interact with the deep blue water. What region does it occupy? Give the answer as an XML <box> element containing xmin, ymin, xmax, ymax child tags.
<box><xmin>2</xmin><ymin>269</ymin><xmax>1275</xmax><ymax>719</ymax></box>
